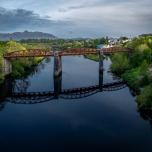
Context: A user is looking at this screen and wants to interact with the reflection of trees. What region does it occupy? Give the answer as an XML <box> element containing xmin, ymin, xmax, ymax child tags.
<box><xmin>0</xmin><ymin>102</ymin><xmax>5</xmax><ymax>112</ymax></box>
<box><xmin>139</xmin><ymin>110</ymin><xmax>152</xmax><ymax>128</ymax></box>
<box><xmin>45</xmin><ymin>57</ymin><xmax>51</xmax><ymax>63</ymax></box>
<box><xmin>27</xmin><ymin>58</ymin><xmax>51</xmax><ymax>76</ymax></box>
<box><xmin>0</xmin><ymin>57</ymin><xmax>5</xmax><ymax>83</ymax></box>
<box><xmin>13</xmin><ymin>78</ymin><xmax>30</xmax><ymax>93</ymax></box>
<box><xmin>12</xmin><ymin>58</ymin><xmax>51</xmax><ymax>93</ymax></box>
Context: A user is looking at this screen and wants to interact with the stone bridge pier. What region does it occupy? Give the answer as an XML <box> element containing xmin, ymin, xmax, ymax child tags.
<box><xmin>2</xmin><ymin>58</ymin><xmax>12</xmax><ymax>76</ymax></box>
<box><xmin>54</xmin><ymin>52</ymin><xmax>62</xmax><ymax>77</ymax></box>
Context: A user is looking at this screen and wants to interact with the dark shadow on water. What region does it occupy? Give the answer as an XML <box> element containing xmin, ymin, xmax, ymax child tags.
<box><xmin>139</xmin><ymin>110</ymin><xmax>152</xmax><ymax>128</ymax></box>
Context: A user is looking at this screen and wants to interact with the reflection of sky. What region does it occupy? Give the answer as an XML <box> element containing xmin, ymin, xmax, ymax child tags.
<box><xmin>14</xmin><ymin>56</ymin><xmax>120</xmax><ymax>92</ymax></box>
<box><xmin>0</xmin><ymin>0</ymin><xmax>152</xmax><ymax>38</ymax></box>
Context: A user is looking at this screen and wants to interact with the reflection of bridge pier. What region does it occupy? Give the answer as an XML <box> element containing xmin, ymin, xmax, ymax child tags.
<box><xmin>99</xmin><ymin>65</ymin><xmax>103</xmax><ymax>91</ymax></box>
<box><xmin>54</xmin><ymin>74</ymin><xmax>62</xmax><ymax>99</ymax></box>
<box><xmin>0</xmin><ymin>77</ymin><xmax>13</xmax><ymax>100</ymax></box>
<box><xmin>99</xmin><ymin>51</ymin><xmax>103</xmax><ymax>90</ymax></box>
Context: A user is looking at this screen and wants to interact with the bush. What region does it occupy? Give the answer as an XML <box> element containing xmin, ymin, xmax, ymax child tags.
<box><xmin>129</xmin><ymin>50</ymin><xmax>143</xmax><ymax>67</ymax></box>
<box><xmin>123</xmin><ymin>68</ymin><xmax>141</xmax><ymax>90</ymax></box>
<box><xmin>137</xmin><ymin>85</ymin><xmax>152</xmax><ymax>110</ymax></box>
<box><xmin>111</xmin><ymin>53</ymin><xmax>129</xmax><ymax>75</ymax></box>
<box><xmin>6</xmin><ymin>41</ymin><xmax>26</xmax><ymax>53</ymax></box>
<box><xmin>122</xmin><ymin>61</ymin><xmax>150</xmax><ymax>90</ymax></box>
<box><xmin>11</xmin><ymin>57</ymin><xmax>43</xmax><ymax>78</ymax></box>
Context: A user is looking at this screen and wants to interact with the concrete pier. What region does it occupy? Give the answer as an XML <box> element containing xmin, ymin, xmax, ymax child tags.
<box><xmin>2</xmin><ymin>58</ymin><xmax>12</xmax><ymax>76</ymax></box>
<box><xmin>54</xmin><ymin>52</ymin><xmax>62</xmax><ymax>77</ymax></box>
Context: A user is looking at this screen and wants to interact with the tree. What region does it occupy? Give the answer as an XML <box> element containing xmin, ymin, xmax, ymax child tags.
<box><xmin>111</xmin><ymin>53</ymin><xmax>129</xmax><ymax>75</ymax></box>
<box><xmin>6</xmin><ymin>41</ymin><xmax>26</xmax><ymax>53</ymax></box>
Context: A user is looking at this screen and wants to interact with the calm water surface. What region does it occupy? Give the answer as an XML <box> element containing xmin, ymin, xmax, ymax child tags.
<box><xmin>0</xmin><ymin>56</ymin><xmax>152</xmax><ymax>152</ymax></box>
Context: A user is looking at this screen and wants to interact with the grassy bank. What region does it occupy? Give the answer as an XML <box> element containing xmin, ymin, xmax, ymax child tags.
<box><xmin>0</xmin><ymin>41</ymin><xmax>44</xmax><ymax>83</ymax></box>
<box><xmin>84</xmin><ymin>55</ymin><xmax>100</xmax><ymax>62</ymax></box>
<box><xmin>111</xmin><ymin>36</ymin><xmax>152</xmax><ymax>110</ymax></box>
<box><xmin>11</xmin><ymin>57</ymin><xmax>44</xmax><ymax>78</ymax></box>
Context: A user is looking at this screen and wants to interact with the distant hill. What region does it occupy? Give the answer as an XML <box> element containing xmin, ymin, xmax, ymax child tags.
<box><xmin>0</xmin><ymin>31</ymin><xmax>56</xmax><ymax>41</ymax></box>
<box><xmin>139</xmin><ymin>33</ymin><xmax>152</xmax><ymax>37</ymax></box>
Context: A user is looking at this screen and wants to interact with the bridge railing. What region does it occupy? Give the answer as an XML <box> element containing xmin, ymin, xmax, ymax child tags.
<box><xmin>4</xmin><ymin>49</ymin><xmax>54</xmax><ymax>58</ymax></box>
<box><xmin>3</xmin><ymin>47</ymin><xmax>132</xmax><ymax>59</ymax></box>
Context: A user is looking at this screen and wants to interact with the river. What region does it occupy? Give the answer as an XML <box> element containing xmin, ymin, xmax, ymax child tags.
<box><xmin>0</xmin><ymin>56</ymin><xmax>152</xmax><ymax>152</ymax></box>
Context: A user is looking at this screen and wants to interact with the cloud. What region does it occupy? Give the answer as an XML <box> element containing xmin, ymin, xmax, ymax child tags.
<box><xmin>0</xmin><ymin>7</ymin><xmax>73</xmax><ymax>36</ymax></box>
<box><xmin>0</xmin><ymin>0</ymin><xmax>152</xmax><ymax>38</ymax></box>
<box><xmin>56</xmin><ymin>0</ymin><xmax>152</xmax><ymax>37</ymax></box>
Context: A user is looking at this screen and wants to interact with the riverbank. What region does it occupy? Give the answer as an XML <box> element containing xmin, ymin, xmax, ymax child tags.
<box><xmin>11</xmin><ymin>57</ymin><xmax>44</xmax><ymax>78</ymax></box>
<box><xmin>0</xmin><ymin>41</ymin><xmax>44</xmax><ymax>84</ymax></box>
<box><xmin>111</xmin><ymin>35</ymin><xmax>152</xmax><ymax>110</ymax></box>
<box><xmin>84</xmin><ymin>55</ymin><xmax>100</xmax><ymax>62</ymax></box>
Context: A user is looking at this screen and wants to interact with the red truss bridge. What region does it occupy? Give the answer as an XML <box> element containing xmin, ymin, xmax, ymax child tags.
<box><xmin>4</xmin><ymin>47</ymin><xmax>131</xmax><ymax>59</ymax></box>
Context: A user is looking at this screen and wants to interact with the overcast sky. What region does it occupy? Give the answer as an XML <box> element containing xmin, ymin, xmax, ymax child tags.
<box><xmin>0</xmin><ymin>0</ymin><xmax>152</xmax><ymax>38</ymax></box>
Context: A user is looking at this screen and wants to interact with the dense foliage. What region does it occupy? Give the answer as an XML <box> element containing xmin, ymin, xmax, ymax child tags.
<box><xmin>0</xmin><ymin>41</ymin><xmax>43</xmax><ymax>83</ymax></box>
<box><xmin>111</xmin><ymin>36</ymin><xmax>152</xmax><ymax>110</ymax></box>
<box><xmin>11</xmin><ymin>57</ymin><xmax>43</xmax><ymax>78</ymax></box>
<box><xmin>137</xmin><ymin>85</ymin><xmax>152</xmax><ymax>110</ymax></box>
<box><xmin>111</xmin><ymin>53</ymin><xmax>129</xmax><ymax>75</ymax></box>
<box><xmin>20</xmin><ymin>38</ymin><xmax>108</xmax><ymax>49</ymax></box>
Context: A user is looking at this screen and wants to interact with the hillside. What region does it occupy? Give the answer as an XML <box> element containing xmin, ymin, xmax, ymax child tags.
<box><xmin>0</xmin><ymin>31</ymin><xmax>56</xmax><ymax>41</ymax></box>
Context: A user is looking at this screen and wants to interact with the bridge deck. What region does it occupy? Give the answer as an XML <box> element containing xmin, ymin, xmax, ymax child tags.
<box><xmin>4</xmin><ymin>47</ymin><xmax>131</xmax><ymax>59</ymax></box>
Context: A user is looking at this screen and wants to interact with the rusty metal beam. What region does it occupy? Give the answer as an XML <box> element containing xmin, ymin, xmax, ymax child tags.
<box><xmin>4</xmin><ymin>47</ymin><xmax>131</xmax><ymax>59</ymax></box>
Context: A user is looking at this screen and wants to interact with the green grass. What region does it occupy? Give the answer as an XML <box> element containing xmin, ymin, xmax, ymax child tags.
<box><xmin>84</xmin><ymin>55</ymin><xmax>100</xmax><ymax>62</ymax></box>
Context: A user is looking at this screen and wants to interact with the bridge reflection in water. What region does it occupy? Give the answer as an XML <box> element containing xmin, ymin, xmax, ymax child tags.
<box><xmin>0</xmin><ymin>58</ymin><xmax>126</xmax><ymax>105</ymax></box>
<box><xmin>0</xmin><ymin>46</ymin><xmax>130</xmax><ymax>105</ymax></box>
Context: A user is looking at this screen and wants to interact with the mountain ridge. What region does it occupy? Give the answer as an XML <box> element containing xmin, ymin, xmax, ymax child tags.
<box><xmin>0</xmin><ymin>31</ymin><xmax>56</xmax><ymax>41</ymax></box>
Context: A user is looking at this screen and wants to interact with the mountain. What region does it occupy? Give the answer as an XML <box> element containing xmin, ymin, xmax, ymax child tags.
<box><xmin>139</xmin><ymin>33</ymin><xmax>152</xmax><ymax>37</ymax></box>
<box><xmin>0</xmin><ymin>31</ymin><xmax>56</xmax><ymax>41</ymax></box>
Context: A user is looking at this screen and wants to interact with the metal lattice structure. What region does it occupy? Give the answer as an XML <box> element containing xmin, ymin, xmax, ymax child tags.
<box><xmin>4</xmin><ymin>47</ymin><xmax>131</xmax><ymax>59</ymax></box>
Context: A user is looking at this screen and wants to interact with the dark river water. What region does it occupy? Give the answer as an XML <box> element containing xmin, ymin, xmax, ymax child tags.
<box><xmin>0</xmin><ymin>56</ymin><xmax>152</xmax><ymax>152</ymax></box>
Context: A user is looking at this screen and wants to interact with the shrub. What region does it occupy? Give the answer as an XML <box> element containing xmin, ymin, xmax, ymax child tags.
<box><xmin>137</xmin><ymin>85</ymin><xmax>152</xmax><ymax>110</ymax></box>
<box><xmin>122</xmin><ymin>61</ymin><xmax>150</xmax><ymax>90</ymax></box>
<box><xmin>111</xmin><ymin>53</ymin><xmax>129</xmax><ymax>75</ymax></box>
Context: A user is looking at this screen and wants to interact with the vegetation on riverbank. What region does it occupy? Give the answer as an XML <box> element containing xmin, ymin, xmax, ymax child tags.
<box><xmin>11</xmin><ymin>57</ymin><xmax>43</xmax><ymax>78</ymax></box>
<box><xmin>0</xmin><ymin>41</ymin><xmax>44</xmax><ymax>83</ymax></box>
<box><xmin>1</xmin><ymin>36</ymin><xmax>152</xmax><ymax>111</ymax></box>
<box><xmin>84</xmin><ymin>54</ymin><xmax>100</xmax><ymax>62</ymax></box>
<box><xmin>0</xmin><ymin>37</ymin><xmax>108</xmax><ymax>83</ymax></box>
<box><xmin>20</xmin><ymin>37</ymin><xmax>108</xmax><ymax>49</ymax></box>
<box><xmin>111</xmin><ymin>36</ymin><xmax>152</xmax><ymax>110</ymax></box>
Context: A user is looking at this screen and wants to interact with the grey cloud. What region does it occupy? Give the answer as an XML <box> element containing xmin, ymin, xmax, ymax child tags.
<box><xmin>58</xmin><ymin>5</ymin><xmax>86</xmax><ymax>13</ymax></box>
<box><xmin>58</xmin><ymin>8</ymin><xmax>67</xmax><ymax>13</ymax></box>
<box><xmin>0</xmin><ymin>0</ymin><xmax>152</xmax><ymax>38</ymax></box>
<box><xmin>0</xmin><ymin>7</ymin><xmax>73</xmax><ymax>34</ymax></box>
<box><xmin>135</xmin><ymin>12</ymin><xmax>152</xmax><ymax>27</ymax></box>
<box><xmin>68</xmin><ymin>5</ymin><xmax>87</xmax><ymax>10</ymax></box>
<box><xmin>58</xmin><ymin>0</ymin><xmax>135</xmax><ymax>12</ymax></box>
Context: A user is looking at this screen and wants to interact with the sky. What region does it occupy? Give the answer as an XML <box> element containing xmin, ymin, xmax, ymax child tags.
<box><xmin>0</xmin><ymin>0</ymin><xmax>152</xmax><ymax>38</ymax></box>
